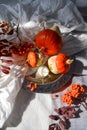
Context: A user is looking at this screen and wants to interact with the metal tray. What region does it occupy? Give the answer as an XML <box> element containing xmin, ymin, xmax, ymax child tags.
<box><xmin>23</xmin><ymin>56</ymin><xmax>75</xmax><ymax>93</ymax></box>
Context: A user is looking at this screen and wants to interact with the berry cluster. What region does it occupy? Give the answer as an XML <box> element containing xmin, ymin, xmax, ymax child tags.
<box><xmin>62</xmin><ymin>84</ymin><xmax>85</xmax><ymax>105</ymax></box>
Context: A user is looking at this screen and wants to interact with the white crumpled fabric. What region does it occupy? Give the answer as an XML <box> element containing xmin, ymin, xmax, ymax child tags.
<box><xmin>0</xmin><ymin>56</ymin><xmax>27</xmax><ymax>128</ymax></box>
<box><xmin>0</xmin><ymin>0</ymin><xmax>87</xmax><ymax>129</ymax></box>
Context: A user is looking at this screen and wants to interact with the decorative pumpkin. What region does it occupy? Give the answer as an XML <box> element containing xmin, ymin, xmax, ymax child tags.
<box><xmin>48</xmin><ymin>53</ymin><xmax>73</xmax><ymax>74</ymax></box>
<box><xmin>35</xmin><ymin>28</ymin><xmax>62</xmax><ymax>56</ymax></box>
<box><xmin>56</xmin><ymin>53</ymin><xmax>73</xmax><ymax>74</ymax></box>
<box><xmin>27</xmin><ymin>51</ymin><xmax>37</xmax><ymax>67</ymax></box>
<box><xmin>35</xmin><ymin>65</ymin><xmax>49</xmax><ymax>78</ymax></box>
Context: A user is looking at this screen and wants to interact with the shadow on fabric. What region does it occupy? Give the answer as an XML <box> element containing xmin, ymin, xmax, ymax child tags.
<box><xmin>0</xmin><ymin>88</ymin><xmax>35</xmax><ymax>130</ymax></box>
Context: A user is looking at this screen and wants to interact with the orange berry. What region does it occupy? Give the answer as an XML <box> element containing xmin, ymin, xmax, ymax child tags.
<box><xmin>80</xmin><ymin>86</ymin><xmax>84</xmax><ymax>92</ymax></box>
<box><xmin>19</xmin><ymin>51</ymin><xmax>22</xmax><ymax>55</ymax></box>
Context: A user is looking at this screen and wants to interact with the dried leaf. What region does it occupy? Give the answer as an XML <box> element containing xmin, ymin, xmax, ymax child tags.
<box><xmin>58</xmin><ymin>119</ymin><xmax>67</xmax><ymax>130</ymax></box>
<box><xmin>49</xmin><ymin>115</ymin><xmax>60</xmax><ymax>120</ymax></box>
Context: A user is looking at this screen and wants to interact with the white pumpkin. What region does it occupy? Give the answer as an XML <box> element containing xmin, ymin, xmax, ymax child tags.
<box><xmin>36</xmin><ymin>65</ymin><xmax>49</xmax><ymax>78</ymax></box>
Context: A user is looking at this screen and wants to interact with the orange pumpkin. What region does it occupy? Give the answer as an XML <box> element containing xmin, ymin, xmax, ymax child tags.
<box><xmin>56</xmin><ymin>53</ymin><xmax>73</xmax><ymax>74</ymax></box>
<box><xmin>35</xmin><ymin>29</ymin><xmax>62</xmax><ymax>56</ymax></box>
<box><xmin>27</xmin><ymin>51</ymin><xmax>37</xmax><ymax>67</ymax></box>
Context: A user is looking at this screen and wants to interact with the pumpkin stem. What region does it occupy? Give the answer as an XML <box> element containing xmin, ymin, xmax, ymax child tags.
<box><xmin>39</xmin><ymin>46</ymin><xmax>45</xmax><ymax>52</ymax></box>
<box><xmin>66</xmin><ymin>59</ymin><xmax>74</xmax><ymax>65</ymax></box>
